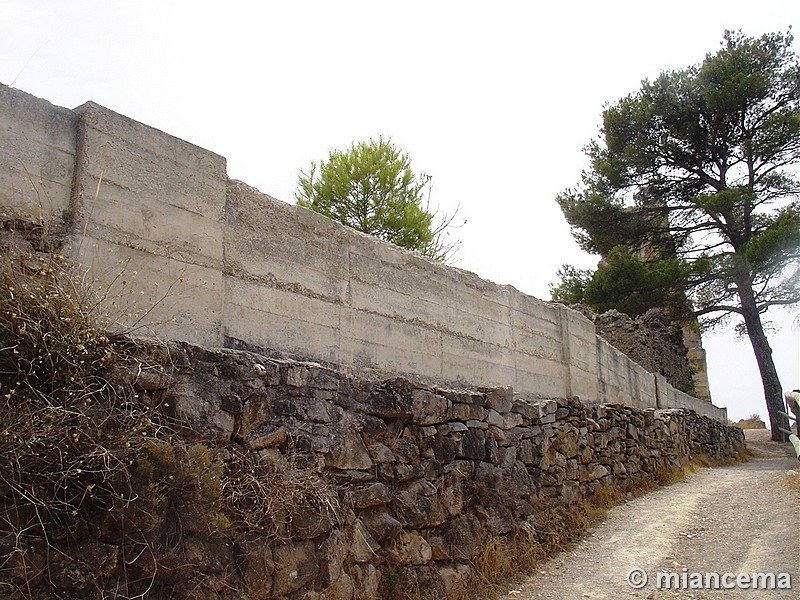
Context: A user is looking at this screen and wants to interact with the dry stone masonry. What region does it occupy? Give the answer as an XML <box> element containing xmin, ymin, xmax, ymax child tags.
<box><xmin>127</xmin><ymin>341</ymin><xmax>744</xmax><ymax>598</ymax></box>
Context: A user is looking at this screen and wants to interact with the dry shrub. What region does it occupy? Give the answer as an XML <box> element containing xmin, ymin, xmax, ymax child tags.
<box><xmin>690</xmin><ymin>454</ymin><xmax>715</xmax><ymax>469</ymax></box>
<box><xmin>0</xmin><ymin>237</ymin><xmax>344</xmax><ymax>598</ymax></box>
<box><xmin>463</xmin><ymin>499</ymin><xmax>597</xmax><ymax>599</ymax></box>
<box><xmin>471</xmin><ymin>536</ymin><xmax>515</xmax><ymax>589</ymax></box>
<box><xmin>222</xmin><ymin>446</ymin><xmax>343</xmax><ymax>544</ymax></box>
<box><xmin>784</xmin><ymin>470</ymin><xmax>800</xmax><ymax>496</ymax></box>
<box><xmin>131</xmin><ymin>440</ymin><xmax>231</xmax><ymax>541</ymax></box>
<box><xmin>0</xmin><ymin>238</ymin><xmax>178</xmax><ymax>596</ymax></box>
<box><xmin>0</xmin><ymin>242</ymin><xmax>163</xmax><ymax>536</ymax></box>
<box><xmin>588</xmin><ymin>483</ymin><xmax>622</xmax><ymax>508</ymax></box>
<box><xmin>732</xmin><ymin>413</ymin><xmax>767</xmax><ymax>429</ymax></box>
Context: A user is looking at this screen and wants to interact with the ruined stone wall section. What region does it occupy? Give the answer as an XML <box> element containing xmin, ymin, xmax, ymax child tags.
<box><xmin>0</xmin><ymin>83</ymin><xmax>727</xmax><ymax>422</ymax></box>
<box><xmin>683</xmin><ymin>326</ymin><xmax>711</xmax><ymax>400</ymax></box>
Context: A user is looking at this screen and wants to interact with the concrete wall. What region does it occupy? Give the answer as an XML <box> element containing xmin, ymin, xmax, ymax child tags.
<box><xmin>70</xmin><ymin>100</ymin><xmax>228</xmax><ymax>346</ymax></box>
<box><xmin>0</xmin><ymin>83</ymin><xmax>728</xmax><ymax>422</ymax></box>
<box><xmin>0</xmin><ymin>84</ymin><xmax>75</xmax><ymax>227</ymax></box>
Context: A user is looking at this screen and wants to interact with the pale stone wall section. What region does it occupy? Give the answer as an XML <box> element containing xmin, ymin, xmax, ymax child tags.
<box><xmin>0</xmin><ymin>83</ymin><xmax>728</xmax><ymax>422</ymax></box>
<box><xmin>683</xmin><ymin>326</ymin><xmax>711</xmax><ymax>400</ymax></box>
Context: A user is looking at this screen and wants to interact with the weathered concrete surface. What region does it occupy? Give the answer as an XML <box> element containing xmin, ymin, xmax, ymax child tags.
<box><xmin>0</xmin><ymin>84</ymin><xmax>76</xmax><ymax>228</ymax></box>
<box><xmin>0</xmin><ymin>82</ymin><xmax>728</xmax><ymax>421</ymax></box>
<box><xmin>597</xmin><ymin>338</ymin><xmax>657</xmax><ymax>410</ymax></box>
<box><xmin>656</xmin><ymin>374</ymin><xmax>724</xmax><ymax>421</ymax></box>
<box><xmin>67</xmin><ymin>101</ymin><xmax>227</xmax><ymax>346</ymax></box>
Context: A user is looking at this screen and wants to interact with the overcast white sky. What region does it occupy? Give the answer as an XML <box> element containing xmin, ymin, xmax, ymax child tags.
<box><xmin>2</xmin><ymin>1</ymin><xmax>798</xmax><ymax>420</ymax></box>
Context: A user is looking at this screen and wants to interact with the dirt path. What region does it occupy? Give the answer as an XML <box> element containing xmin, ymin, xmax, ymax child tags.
<box><xmin>502</xmin><ymin>430</ymin><xmax>800</xmax><ymax>599</ymax></box>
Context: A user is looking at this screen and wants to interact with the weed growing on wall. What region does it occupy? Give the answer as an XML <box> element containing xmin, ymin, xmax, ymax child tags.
<box><xmin>223</xmin><ymin>446</ymin><xmax>342</xmax><ymax>543</ymax></box>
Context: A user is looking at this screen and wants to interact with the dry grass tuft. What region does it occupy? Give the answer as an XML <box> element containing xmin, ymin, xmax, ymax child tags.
<box><xmin>783</xmin><ymin>470</ymin><xmax>800</xmax><ymax>496</ymax></box>
<box><xmin>471</xmin><ymin>536</ymin><xmax>515</xmax><ymax>590</ymax></box>
<box><xmin>732</xmin><ymin>413</ymin><xmax>767</xmax><ymax>429</ymax></box>
<box><xmin>464</xmin><ymin>497</ymin><xmax>612</xmax><ymax>599</ymax></box>
<box><xmin>588</xmin><ymin>483</ymin><xmax>623</xmax><ymax>508</ymax></box>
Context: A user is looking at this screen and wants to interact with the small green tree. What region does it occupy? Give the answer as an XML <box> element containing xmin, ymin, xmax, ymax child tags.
<box><xmin>296</xmin><ymin>137</ymin><xmax>459</xmax><ymax>261</ymax></box>
<box><xmin>549</xmin><ymin>264</ymin><xmax>592</xmax><ymax>304</ymax></box>
<box><xmin>582</xmin><ymin>247</ymin><xmax>690</xmax><ymax>318</ymax></box>
<box><xmin>556</xmin><ymin>30</ymin><xmax>800</xmax><ymax>439</ymax></box>
<box><xmin>550</xmin><ymin>249</ymin><xmax>690</xmax><ymax>318</ymax></box>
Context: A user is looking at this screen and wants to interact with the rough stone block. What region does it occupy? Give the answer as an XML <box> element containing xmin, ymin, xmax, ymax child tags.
<box><xmin>349</xmin><ymin>564</ymin><xmax>380</xmax><ymax>599</ymax></box>
<box><xmin>393</xmin><ymin>480</ymin><xmax>446</xmax><ymax>528</ymax></box>
<box><xmin>272</xmin><ymin>541</ymin><xmax>319</xmax><ymax>596</ymax></box>
<box><xmin>457</xmin><ymin>430</ymin><xmax>486</xmax><ymax>460</ymax></box>
<box><xmin>348</xmin><ymin>520</ymin><xmax>380</xmax><ymax>563</ymax></box>
<box><xmin>326</xmin><ymin>431</ymin><xmax>373</xmax><ymax>470</ymax></box>
<box><xmin>367</xmin><ymin>442</ymin><xmax>395</xmax><ymax>464</ymax></box>
<box><xmin>502</xmin><ymin>412</ymin><xmax>524</xmax><ymax>430</ymax></box>
<box><xmin>560</xmin><ymin>480</ymin><xmax>582</xmax><ymax>504</ymax></box>
<box><xmin>451</xmin><ymin>403</ymin><xmax>471</xmax><ymax>421</ymax></box>
<box><xmin>481</xmin><ymin>386</ymin><xmax>514</xmax><ymax>413</ymax></box>
<box><xmin>324</xmin><ymin>574</ymin><xmax>354</xmax><ymax>600</ymax></box>
<box><xmin>511</xmin><ymin>398</ymin><xmax>539</xmax><ymax>419</ymax></box>
<box><xmin>360</xmin><ymin>510</ymin><xmax>402</xmax><ymax>543</ymax></box>
<box><xmin>412</xmin><ymin>389</ymin><xmax>451</xmax><ymax>425</ymax></box>
<box><xmin>437</xmin><ymin>422</ymin><xmax>468</xmax><ymax>435</ymax></box>
<box><xmin>486</xmin><ymin>408</ymin><xmax>504</xmax><ymax>428</ymax></box>
<box><xmin>387</xmin><ymin>531</ymin><xmax>433</xmax><ymax>565</ymax></box>
<box><xmin>350</xmin><ymin>483</ymin><xmax>392</xmax><ymax>509</ymax></box>
<box><xmin>426</xmin><ymin>435</ymin><xmax>459</xmax><ymax>464</ymax></box>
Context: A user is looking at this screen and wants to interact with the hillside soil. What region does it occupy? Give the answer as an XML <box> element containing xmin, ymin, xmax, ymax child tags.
<box><xmin>502</xmin><ymin>429</ymin><xmax>800</xmax><ymax>599</ymax></box>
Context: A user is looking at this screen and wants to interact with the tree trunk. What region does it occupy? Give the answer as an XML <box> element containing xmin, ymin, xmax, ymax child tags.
<box><xmin>738</xmin><ymin>283</ymin><xmax>788</xmax><ymax>441</ymax></box>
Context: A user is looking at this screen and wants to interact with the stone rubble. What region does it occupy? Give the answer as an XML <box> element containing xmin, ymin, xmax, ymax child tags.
<box><xmin>572</xmin><ymin>306</ymin><xmax>696</xmax><ymax>393</ymax></box>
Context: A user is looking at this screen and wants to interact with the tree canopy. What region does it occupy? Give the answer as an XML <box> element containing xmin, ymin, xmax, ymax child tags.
<box><xmin>296</xmin><ymin>137</ymin><xmax>459</xmax><ymax>261</ymax></box>
<box><xmin>585</xmin><ymin>247</ymin><xmax>689</xmax><ymax>318</ymax></box>
<box><xmin>555</xmin><ymin>29</ymin><xmax>800</xmax><ymax>439</ymax></box>
<box><xmin>551</xmin><ymin>253</ymin><xmax>691</xmax><ymax>320</ymax></box>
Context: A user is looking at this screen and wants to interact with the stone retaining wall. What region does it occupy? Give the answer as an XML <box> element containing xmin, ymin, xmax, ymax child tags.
<box><xmin>125</xmin><ymin>341</ymin><xmax>744</xmax><ymax>598</ymax></box>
